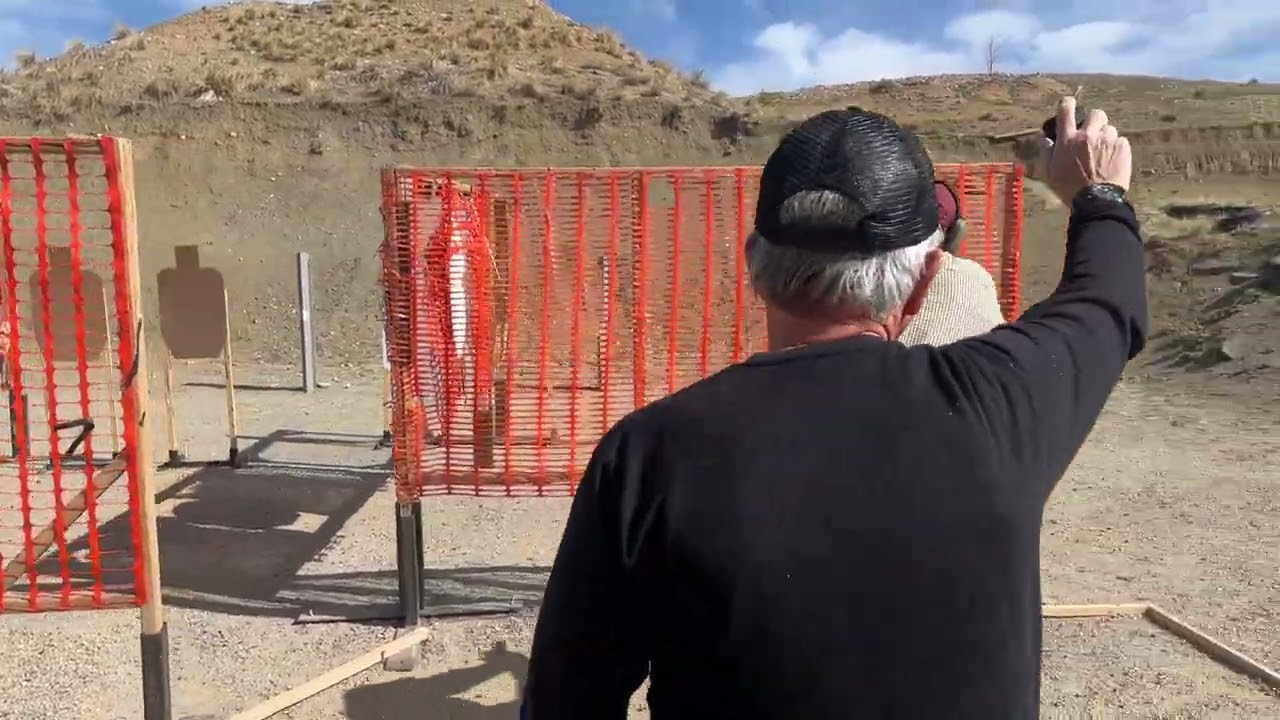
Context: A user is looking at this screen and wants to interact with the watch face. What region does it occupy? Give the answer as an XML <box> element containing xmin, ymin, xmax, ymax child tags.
<box><xmin>1090</xmin><ymin>183</ymin><xmax>1125</xmax><ymax>201</ymax></box>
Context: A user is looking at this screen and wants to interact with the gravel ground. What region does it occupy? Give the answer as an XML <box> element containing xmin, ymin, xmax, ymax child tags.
<box><xmin>0</xmin><ymin>364</ymin><xmax>1276</xmax><ymax>719</ymax></box>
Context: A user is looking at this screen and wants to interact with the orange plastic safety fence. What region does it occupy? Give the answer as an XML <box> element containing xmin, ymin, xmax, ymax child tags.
<box><xmin>0</xmin><ymin>137</ymin><xmax>146</xmax><ymax>613</ymax></box>
<box><xmin>381</xmin><ymin>164</ymin><xmax>1024</xmax><ymax>500</ymax></box>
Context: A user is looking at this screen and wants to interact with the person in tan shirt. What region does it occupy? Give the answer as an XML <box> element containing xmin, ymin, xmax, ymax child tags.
<box><xmin>899</xmin><ymin>181</ymin><xmax>1007</xmax><ymax>346</ymax></box>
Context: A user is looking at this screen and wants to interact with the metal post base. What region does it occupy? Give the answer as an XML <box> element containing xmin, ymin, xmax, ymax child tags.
<box><xmin>160</xmin><ymin>449</ymin><xmax>185</xmax><ymax>469</ymax></box>
<box><xmin>297</xmin><ymin>499</ymin><xmax>521</xmax><ymax>671</ymax></box>
<box><xmin>141</xmin><ymin>624</ymin><xmax>173</xmax><ymax>720</ymax></box>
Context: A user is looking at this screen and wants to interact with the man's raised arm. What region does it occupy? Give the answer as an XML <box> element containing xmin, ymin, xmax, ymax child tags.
<box><xmin>940</xmin><ymin>98</ymin><xmax>1147</xmax><ymax>484</ymax></box>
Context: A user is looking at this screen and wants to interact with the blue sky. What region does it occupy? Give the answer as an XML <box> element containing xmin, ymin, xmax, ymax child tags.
<box><xmin>3</xmin><ymin>0</ymin><xmax>1279</xmax><ymax>92</ymax></box>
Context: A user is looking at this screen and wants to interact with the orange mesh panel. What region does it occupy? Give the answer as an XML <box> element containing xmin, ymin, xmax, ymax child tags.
<box><xmin>0</xmin><ymin>137</ymin><xmax>145</xmax><ymax>612</ymax></box>
<box><xmin>381</xmin><ymin>164</ymin><xmax>1024</xmax><ymax>499</ymax></box>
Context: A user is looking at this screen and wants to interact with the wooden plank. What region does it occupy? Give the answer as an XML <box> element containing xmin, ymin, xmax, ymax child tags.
<box><xmin>1042</xmin><ymin>602</ymin><xmax>1150</xmax><ymax>618</ymax></box>
<box><xmin>221</xmin><ymin>287</ymin><xmax>240</xmax><ymax>462</ymax></box>
<box><xmin>989</xmin><ymin>127</ymin><xmax>1040</xmax><ymax>142</ymax></box>
<box><xmin>1144</xmin><ymin>604</ymin><xmax>1280</xmax><ymax>691</ymax></box>
<box><xmin>227</xmin><ymin>626</ymin><xmax>433</xmax><ymax>720</ymax></box>
<box><xmin>2</xmin><ymin>454</ymin><xmax>129</xmax><ymax>588</ymax></box>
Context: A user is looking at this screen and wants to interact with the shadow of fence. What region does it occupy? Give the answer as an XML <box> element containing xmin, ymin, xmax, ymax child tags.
<box><xmin>33</xmin><ymin>428</ymin><xmax>551</xmax><ymax>621</ymax></box>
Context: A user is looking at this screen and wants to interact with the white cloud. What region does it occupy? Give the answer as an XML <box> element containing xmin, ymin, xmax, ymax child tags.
<box><xmin>943</xmin><ymin>10</ymin><xmax>1041</xmax><ymax>49</ymax></box>
<box><xmin>713</xmin><ymin>1</ymin><xmax>1280</xmax><ymax>94</ymax></box>
<box><xmin>630</xmin><ymin>0</ymin><xmax>677</xmax><ymax>21</ymax></box>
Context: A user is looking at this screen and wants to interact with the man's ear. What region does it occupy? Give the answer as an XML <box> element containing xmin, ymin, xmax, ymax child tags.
<box><xmin>902</xmin><ymin>248</ymin><xmax>944</xmax><ymax>317</ymax></box>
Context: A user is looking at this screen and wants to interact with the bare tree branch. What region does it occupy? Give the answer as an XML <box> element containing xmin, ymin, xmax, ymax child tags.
<box><xmin>984</xmin><ymin>36</ymin><xmax>1002</xmax><ymax>74</ymax></box>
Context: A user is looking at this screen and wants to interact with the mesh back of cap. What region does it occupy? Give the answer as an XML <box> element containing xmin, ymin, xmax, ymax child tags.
<box><xmin>756</xmin><ymin>107</ymin><xmax>939</xmax><ymax>253</ymax></box>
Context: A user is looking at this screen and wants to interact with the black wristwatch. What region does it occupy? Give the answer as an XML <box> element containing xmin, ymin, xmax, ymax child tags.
<box><xmin>1073</xmin><ymin>182</ymin><xmax>1127</xmax><ymax>206</ymax></box>
<box><xmin>1069</xmin><ymin>181</ymin><xmax>1138</xmax><ymax>233</ymax></box>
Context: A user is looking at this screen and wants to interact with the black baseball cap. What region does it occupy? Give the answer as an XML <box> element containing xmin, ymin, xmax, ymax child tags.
<box><xmin>754</xmin><ymin>106</ymin><xmax>939</xmax><ymax>255</ymax></box>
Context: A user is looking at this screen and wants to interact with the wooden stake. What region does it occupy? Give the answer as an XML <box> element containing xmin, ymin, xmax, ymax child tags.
<box><xmin>227</xmin><ymin>626</ymin><xmax>433</xmax><ymax>720</ymax></box>
<box><xmin>114</xmin><ymin>139</ymin><xmax>164</xmax><ymax>630</ymax></box>
<box><xmin>221</xmin><ymin>288</ymin><xmax>239</xmax><ymax>464</ymax></box>
<box><xmin>1144</xmin><ymin>604</ymin><xmax>1280</xmax><ymax>691</ymax></box>
<box><xmin>162</xmin><ymin>350</ymin><xmax>179</xmax><ymax>461</ymax></box>
<box><xmin>101</xmin><ymin>287</ymin><xmax>119</xmax><ymax>455</ymax></box>
<box><xmin>114</xmin><ymin>138</ymin><xmax>172</xmax><ymax>720</ymax></box>
<box><xmin>382</xmin><ymin>368</ymin><xmax>392</xmax><ymax>439</ymax></box>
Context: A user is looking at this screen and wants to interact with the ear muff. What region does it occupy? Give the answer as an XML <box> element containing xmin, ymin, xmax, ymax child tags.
<box><xmin>934</xmin><ymin>181</ymin><xmax>963</xmax><ymax>253</ymax></box>
<box><xmin>942</xmin><ymin>217</ymin><xmax>966</xmax><ymax>253</ymax></box>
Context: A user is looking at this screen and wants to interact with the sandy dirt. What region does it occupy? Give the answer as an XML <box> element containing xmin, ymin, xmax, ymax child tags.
<box><xmin>0</xmin><ymin>11</ymin><xmax>1276</xmax><ymax>712</ymax></box>
<box><xmin>0</xmin><ymin>358</ymin><xmax>1274</xmax><ymax>719</ymax></box>
<box><xmin>0</xmin><ymin>173</ymin><xmax>1275</xmax><ymax>718</ymax></box>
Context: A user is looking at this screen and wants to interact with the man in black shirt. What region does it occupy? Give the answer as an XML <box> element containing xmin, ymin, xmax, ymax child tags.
<box><xmin>523</xmin><ymin>96</ymin><xmax>1146</xmax><ymax>719</ymax></box>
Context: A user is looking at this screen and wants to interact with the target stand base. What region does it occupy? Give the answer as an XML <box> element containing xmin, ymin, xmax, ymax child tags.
<box><xmin>294</xmin><ymin>601</ymin><xmax>522</xmax><ymax>626</ymax></box>
<box><xmin>159</xmin><ymin>447</ymin><xmax>242</xmax><ymax>470</ymax></box>
<box><xmin>159</xmin><ymin>449</ymin><xmax>187</xmax><ymax>470</ymax></box>
<box><xmin>49</xmin><ymin>453</ymin><xmax>121</xmax><ymax>472</ymax></box>
<box><xmin>293</xmin><ymin>498</ymin><xmax>522</xmax><ymax>672</ymax></box>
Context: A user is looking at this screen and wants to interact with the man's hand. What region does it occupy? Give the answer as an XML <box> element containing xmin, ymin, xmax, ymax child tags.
<box><xmin>1041</xmin><ymin>96</ymin><xmax>1132</xmax><ymax>204</ymax></box>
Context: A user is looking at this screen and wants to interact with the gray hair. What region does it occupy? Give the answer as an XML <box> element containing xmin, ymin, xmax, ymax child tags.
<box><xmin>745</xmin><ymin>190</ymin><xmax>942</xmax><ymax>320</ymax></box>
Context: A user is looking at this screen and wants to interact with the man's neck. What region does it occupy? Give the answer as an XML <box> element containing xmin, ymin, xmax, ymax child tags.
<box><xmin>766</xmin><ymin>312</ymin><xmax>889</xmax><ymax>352</ymax></box>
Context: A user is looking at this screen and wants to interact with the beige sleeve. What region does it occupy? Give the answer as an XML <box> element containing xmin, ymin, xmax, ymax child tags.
<box><xmin>963</xmin><ymin>258</ymin><xmax>1007</xmax><ymax>329</ymax></box>
<box><xmin>899</xmin><ymin>255</ymin><xmax>1005</xmax><ymax>347</ymax></box>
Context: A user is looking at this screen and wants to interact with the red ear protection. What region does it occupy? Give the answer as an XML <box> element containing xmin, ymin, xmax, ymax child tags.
<box><xmin>934</xmin><ymin>181</ymin><xmax>965</xmax><ymax>252</ymax></box>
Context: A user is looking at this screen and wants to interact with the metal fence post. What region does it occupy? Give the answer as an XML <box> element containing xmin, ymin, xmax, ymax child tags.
<box><xmin>297</xmin><ymin>252</ymin><xmax>317</xmax><ymax>392</ymax></box>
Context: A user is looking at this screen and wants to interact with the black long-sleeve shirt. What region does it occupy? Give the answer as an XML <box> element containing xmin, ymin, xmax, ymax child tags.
<box><xmin>523</xmin><ymin>194</ymin><xmax>1148</xmax><ymax>719</ymax></box>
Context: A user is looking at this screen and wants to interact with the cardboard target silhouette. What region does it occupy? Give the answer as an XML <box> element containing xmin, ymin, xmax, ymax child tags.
<box><xmin>27</xmin><ymin>246</ymin><xmax>108</xmax><ymax>363</ymax></box>
<box><xmin>155</xmin><ymin>245</ymin><xmax>240</xmax><ymax>467</ymax></box>
<box><xmin>158</xmin><ymin>245</ymin><xmax>227</xmax><ymax>360</ymax></box>
<box><xmin>17</xmin><ymin>247</ymin><xmax>120</xmax><ymax>461</ymax></box>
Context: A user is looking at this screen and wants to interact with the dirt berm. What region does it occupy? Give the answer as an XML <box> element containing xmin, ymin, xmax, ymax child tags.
<box><xmin>0</xmin><ymin>0</ymin><xmax>1276</xmax><ymax>383</ymax></box>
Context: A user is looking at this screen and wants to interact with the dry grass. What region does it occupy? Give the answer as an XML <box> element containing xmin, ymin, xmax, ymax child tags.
<box><xmin>0</xmin><ymin>0</ymin><xmax>1274</xmax><ymax>175</ymax></box>
<box><xmin>746</xmin><ymin>73</ymin><xmax>1280</xmax><ymax>139</ymax></box>
<box><xmin>0</xmin><ymin>0</ymin><xmax>729</xmax><ymax>128</ymax></box>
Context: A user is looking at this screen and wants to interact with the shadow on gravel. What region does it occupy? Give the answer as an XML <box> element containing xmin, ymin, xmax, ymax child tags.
<box><xmin>40</xmin><ymin>429</ymin><xmax>386</xmax><ymax>617</ymax></box>
<box><xmin>344</xmin><ymin>641</ymin><xmax>528</xmax><ymax>720</ymax></box>
<box><xmin>38</xmin><ymin>428</ymin><xmax>552</xmax><ymax>621</ymax></box>
<box><xmin>286</xmin><ymin>565</ymin><xmax>549</xmax><ymax>624</ymax></box>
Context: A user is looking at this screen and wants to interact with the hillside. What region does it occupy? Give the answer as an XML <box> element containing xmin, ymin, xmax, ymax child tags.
<box><xmin>0</xmin><ymin>0</ymin><xmax>1277</xmax><ymax>387</ymax></box>
<box><xmin>4</xmin><ymin>0</ymin><xmax>1279</xmax><ymax>168</ymax></box>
